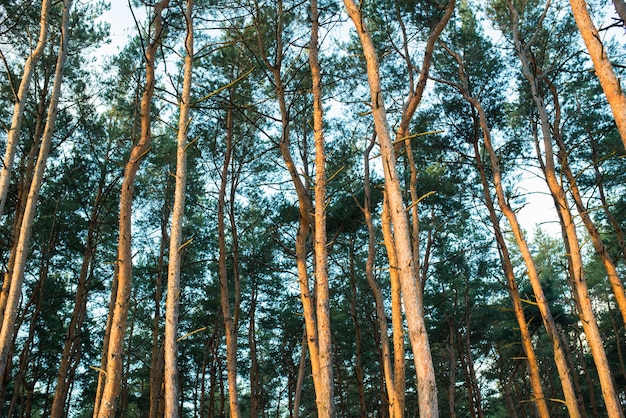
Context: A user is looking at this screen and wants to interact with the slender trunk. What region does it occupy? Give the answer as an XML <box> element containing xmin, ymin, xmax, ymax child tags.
<box><xmin>590</xmin><ymin>143</ymin><xmax>626</xmax><ymax>262</ymax></box>
<box><xmin>0</xmin><ymin>0</ymin><xmax>72</xmax><ymax>386</ymax></box>
<box><xmin>0</xmin><ymin>0</ymin><xmax>51</xmax><ymax>217</ymax></box>
<box><xmin>256</xmin><ymin>0</ymin><xmax>330</xmax><ymax>414</ymax></box>
<box><xmin>546</xmin><ymin>79</ymin><xmax>626</xmax><ymax>328</ymax></box>
<box><xmin>164</xmin><ymin>1</ymin><xmax>193</xmax><ymax>415</ymax></box>
<box><xmin>293</xmin><ymin>328</ymin><xmax>307</xmax><ymax>418</ymax></box>
<box><xmin>348</xmin><ymin>244</ymin><xmax>367</xmax><ymax>417</ymax></box>
<box><xmin>51</xmin><ymin>175</ymin><xmax>107</xmax><ymax>418</ymax></box>
<box><xmin>508</xmin><ymin>3</ymin><xmax>624</xmax><ymax>415</ymax></box>
<box><xmin>8</xmin><ymin>212</ymin><xmax>56</xmax><ymax>418</ymax></box>
<box><xmin>344</xmin><ymin>1</ymin><xmax>438</xmax><ymax>415</ymax></box>
<box><xmin>469</xmin><ymin>131</ymin><xmax>549</xmax><ymax>416</ymax></box>
<box><xmin>0</xmin><ymin>71</ymin><xmax>50</xmax><ymax>325</ymax></box>
<box><xmin>569</xmin><ymin>0</ymin><xmax>626</xmax><ymax>148</ymax></box>
<box><xmin>381</xmin><ymin>195</ymin><xmax>406</xmax><ymax>418</ymax></box>
<box><xmin>361</xmin><ymin>134</ymin><xmax>402</xmax><ymax>418</ymax></box>
<box><xmin>249</xmin><ymin>278</ymin><xmax>260</xmax><ymax>418</ymax></box>
<box><xmin>150</xmin><ymin>205</ymin><xmax>169</xmax><ymax>418</ymax></box>
<box><xmin>96</xmin><ymin>2</ymin><xmax>169</xmax><ymax>415</ymax></box>
<box><xmin>395</xmin><ymin>0</ymin><xmax>455</xmax><ymax>283</ymax></box>
<box><xmin>218</xmin><ymin>106</ymin><xmax>241</xmax><ymax>418</ymax></box>
<box><xmin>445</xmin><ymin>318</ymin><xmax>457</xmax><ymax>418</ymax></box>
<box><xmin>310</xmin><ymin>0</ymin><xmax>334</xmax><ymax>414</ymax></box>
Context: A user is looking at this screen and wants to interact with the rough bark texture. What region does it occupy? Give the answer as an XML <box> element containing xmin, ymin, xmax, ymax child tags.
<box><xmin>508</xmin><ymin>3</ymin><xmax>624</xmax><ymax>416</ymax></box>
<box><xmin>95</xmin><ymin>1</ymin><xmax>169</xmax><ymax>416</ymax></box>
<box><xmin>164</xmin><ymin>0</ymin><xmax>193</xmax><ymax>415</ymax></box>
<box><xmin>435</xmin><ymin>38</ymin><xmax>550</xmax><ymax>417</ymax></box>
<box><xmin>471</xmin><ymin>142</ymin><xmax>550</xmax><ymax>418</ymax></box>
<box><xmin>310</xmin><ymin>0</ymin><xmax>335</xmax><ymax>414</ymax></box>
<box><xmin>0</xmin><ymin>0</ymin><xmax>51</xmax><ymax>217</ymax></box>
<box><xmin>0</xmin><ymin>0</ymin><xmax>72</xmax><ymax>388</ymax></box>
<box><xmin>343</xmin><ymin>1</ymin><xmax>438</xmax><ymax>416</ymax></box>
<box><xmin>569</xmin><ymin>0</ymin><xmax>626</xmax><ymax>149</ymax></box>
<box><xmin>362</xmin><ymin>137</ymin><xmax>402</xmax><ymax>418</ymax></box>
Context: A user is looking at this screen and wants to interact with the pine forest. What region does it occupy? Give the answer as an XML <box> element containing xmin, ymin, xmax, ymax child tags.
<box><xmin>1</xmin><ymin>0</ymin><xmax>626</xmax><ymax>416</ymax></box>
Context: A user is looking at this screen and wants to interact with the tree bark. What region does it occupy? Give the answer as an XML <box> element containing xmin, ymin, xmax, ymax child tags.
<box><xmin>0</xmin><ymin>0</ymin><xmax>72</xmax><ymax>387</ymax></box>
<box><xmin>0</xmin><ymin>0</ymin><xmax>51</xmax><ymax>217</ymax></box>
<box><xmin>310</xmin><ymin>0</ymin><xmax>334</xmax><ymax>414</ymax></box>
<box><xmin>434</xmin><ymin>41</ymin><xmax>550</xmax><ymax>415</ymax></box>
<box><xmin>362</xmin><ymin>135</ymin><xmax>403</xmax><ymax>418</ymax></box>
<box><xmin>164</xmin><ymin>0</ymin><xmax>193</xmax><ymax>415</ymax></box>
<box><xmin>95</xmin><ymin>1</ymin><xmax>169</xmax><ymax>415</ymax></box>
<box><xmin>569</xmin><ymin>0</ymin><xmax>626</xmax><ymax>149</ymax></box>
<box><xmin>508</xmin><ymin>2</ymin><xmax>624</xmax><ymax>416</ymax></box>
<box><xmin>343</xmin><ymin>2</ymin><xmax>438</xmax><ymax>415</ymax></box>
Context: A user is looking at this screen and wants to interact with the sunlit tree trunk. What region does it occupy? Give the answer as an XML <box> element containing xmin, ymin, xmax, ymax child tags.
<box><xmin>508</xmin><ymin>3</ymin><xmax>624</xmax><ymax>416</ymax></box>
<box><xmin>95</xmin><ymin>1</ymin><xmax>169</xmax><ymax>416</ymax></box>
<box><xmin>8</xmin><ymin>203</ymin><xmax>57</xmax><ymax>417</ymax></box>
<box><xmin>310</xmin><ymin>0</ymin><xmax>334</xmax><ymax>414</ymax></box>
<box><xmin>453</xmin><ymin>49</ymin><xmax>580</xmax><ymax>418</ymax></box>
<box><xmin>0</xmin><ymin>0</ymin><xmax>72</xmax><ymax>387</ymax></box>
<box><xmin>395</xmin><ymin>0</ymin><xmax>455</xmax><ymax>287</ymax></box>
<box><xmin>361</xmin><ymin>135</ymin><xmax>402</xmax><ymax>418</ymax></box>
<box><xmin>434</xmin><ymin>43</ymin><xmax>550</xmax><ymax>414</ymax></box>
<box><xmin>568</xmin><ymin>0</ymin><xmax>626</xmax><ymax>148</ymax></box>
<box><xmin>0</xmin><ymin>0</ymin><xmax>51</xmax><ymax>218</ymax></box>
<box><xmin>164</xmin><ymin>0</ymin><xmax>193</xmax><ymax>415</ymax></box>
<box><xmin>0</xmin><ymin>77</ymin><xmax>48</xmax><ymax>332</ymax></box>
<box><xmin>344</xmin><ymin>1</ymin><xmax>438</xmax><ymax>415</ymax></box>
<box><xmin>254</xmin><ymin>0</ymin><xmax>334</xmax><ymax>415</ymax></box>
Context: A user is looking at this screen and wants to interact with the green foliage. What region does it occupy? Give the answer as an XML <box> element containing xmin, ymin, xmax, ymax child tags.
<box><xmin>2</xmin><ymin>0</ymin><xmax>626</xmax><ymax>416</ymax></box>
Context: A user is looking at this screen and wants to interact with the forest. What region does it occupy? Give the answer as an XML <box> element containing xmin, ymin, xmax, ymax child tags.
<box><xmin>1</xmin><ymin>0</ymin><xmax>626</xmax><ymax>416</ymax></box>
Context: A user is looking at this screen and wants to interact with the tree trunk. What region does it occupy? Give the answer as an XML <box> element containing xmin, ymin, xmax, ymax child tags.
<box><xmin>218</xmin><ymin>104</ymin><xmax>241</xmax><ymax>418</ymax></box>
<box><xmin>343</xmin><ymin>1</ymin><xmax>438</xmax><ymax>415</ymax></box>
<box><xmin>51</xmin><ymin>168</ymin><xmax>108</xmax><ymax>418</ymax></box>
<box><xmin>361</xmin><ymin>133</ymin><xmax>403</xmax><ymax>418</ymax></box>
<box><xmin>249</xmin><ymin>278</ymin><xmax>260</xmax><ymax>418</ymax></box>
<box><xmin>348</xmin><ymin>244</ymin><xmax>367</xmax><ymax>417</ymax></box>
<box><xmin>590</xmin><ymin>142</ymin><xmax>626</xmax><ymax>262</ymax></box>
<box><xmin>464</xmin><ymin>105</ymin><xmax>549</xmax><ymax>417</ymax></box>
<box><xmin>0</xmin><ymin>0</ymin><xmax>72</xmax><ymax>387</ymax></box>
<box><xmin>149</xmin><ymin>204</ymin><xmax>169</xmax><ymax>418</ymax></box>
<box><xmin>508</xmin><ymin>2</ymin><xmax>624</xmax><ymax>415</ymax></box>
<box><xmin>545</xmin><ymin>78</ymin><xmax>626</xmax><ymax>328</ymax></box>
<box><xmin>0</xmin><ymin>0</ymin><xmax>51</xmax><ymax>217</ymax></box>
<box><xmin>164</xmin><ymin>1</ymin><xmax>193</xmax><ymax>415</ymax></box>
<box><xmin>95</xmin><ymin>1</ymin><xmax>169</xmax><ymax>415</ymax></box>
<box><xmin>310</xmin><ymin>0</ymin><xmax>334</xmax><ymax>414</ymax></box>
<box><xmin>569</xmin><ymin>0</ymin><xmax>626</xmax><ymax>149</ymax></box>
